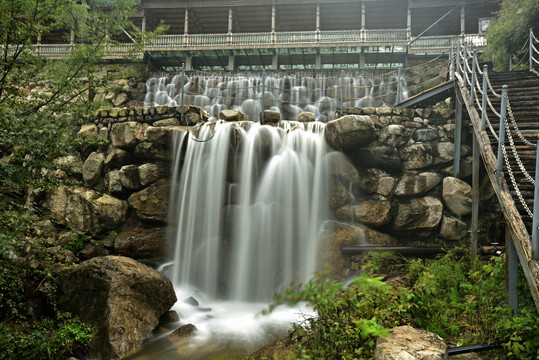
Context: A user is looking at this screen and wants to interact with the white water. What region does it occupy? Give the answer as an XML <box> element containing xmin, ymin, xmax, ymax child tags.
<box><xmin>144</xmin><ymin>71</ymin><xmax>408</xmax><ymax>122</ymax></box>
<box><xmin>159</xmin><ymin>120</ymin><xmax>329</xmax><ymax>358</ymax></box>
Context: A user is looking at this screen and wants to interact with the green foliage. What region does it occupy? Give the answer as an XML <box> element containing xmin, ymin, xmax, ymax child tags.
<box><xmin>270</xmin><ymin>249</ymin><xmax>539</xmax><ymax>359</ymax></box>
<box><xmin>484</xmin><ymin>0</ymin><xmax>539</xmax><ymax>71</ymax></box>
<box><xmin>63</xmin><ymin>234</ymin><xmax>88</xmax><ymax>255</ymax></box>
<box><xmin>270</xmin><ymin>273</ymin><xmax>410</xmax><ymax>359</ymax></box>
<box><xmin>0</xmin><ymin>260</ymin><xmax>25</xmax><ymax>321</ymax></box>
<box><xmin>0</xmin><ymin>312</ymin><xmax>92</xmax><ymax>360</ymax></box>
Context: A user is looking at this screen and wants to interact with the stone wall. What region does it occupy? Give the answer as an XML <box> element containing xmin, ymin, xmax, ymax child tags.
<box><xmin>42</xmin><ymin>101</ymin><xmax>503</xmax><ymax>277</ymax></box>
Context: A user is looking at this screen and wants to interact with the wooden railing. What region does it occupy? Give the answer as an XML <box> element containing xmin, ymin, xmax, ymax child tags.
<box><xmin>1</xmin><ymin>30</ymin><xmax>486</xmax><ymax>58</ymax></box>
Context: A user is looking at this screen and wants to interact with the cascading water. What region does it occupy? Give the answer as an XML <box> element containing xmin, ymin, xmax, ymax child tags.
<box><xmin>144</xmin><ymin>71</ymin><xmax>408</xmax><ymax>122</ymax></box>
<box><xmin>168</xmin><ymin>120</ymin><xmax>329</xmax><ymax>301</ymax></box>
<box><xmin>147</xmin><ymin>120</ymin><xmax>328</xmax><ymax>359</ymax></box>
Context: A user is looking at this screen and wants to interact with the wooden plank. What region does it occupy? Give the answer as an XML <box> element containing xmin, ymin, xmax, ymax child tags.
<box><xmin>455</xmin><ymin>73</ymin><xmax>539</xmax><ymax>310</ymax></box>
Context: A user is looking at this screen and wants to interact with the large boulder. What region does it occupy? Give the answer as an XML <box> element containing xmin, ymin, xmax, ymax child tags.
<box><xmin>128</xmin><ymin>179</ymin><xmax>169</xmax><ymax>222</ymax></box>
<box><xmin>357</xmin><ymin>169</ymin><xmax>395</xmax><ymax>196</ymax></box>
<box><xmin>324</xmin><ymin>115</ymin><xmax>376</xmax><ymax>152</ymax></box>
<box><xmin>334</xmin><ymin>200</ymin><xmax>392</xmax><ymax>228</ymax></box>
<box><xmin>379</xmin><ymin>124</ymin><xmax>411</xmax><ymax>148</ymax></box>
<box><xmin>329</xmin><ymin>177</ymin><xmax>351</xmax><ymax>208</ymax></box>
<box><xmin>219</xmin><ymin>109</ymin><xmax>248</xmax><ymax>122</ymax></box>
<box><xmin>47</xmin><ymin>186</ymin><xmax>128</xmax><ymax>236</ymax></box>
<box><xmin>392</xmin><ymin>196</ymin><xmax>443</xmax><ymax>231</ymax></box>
<box><xmin>113</xmin><ymin>227</ymin><xmax>169</xmax><ymax>261</ymax></box>
<box><xmin>399</xmin><ymin>143</ymin><xmax>436</xmax><ymax>170</ymax></box>
<box><xmin>440</xmin><ymin>215</ymin><xmax>468</xmax><ymax>241</ymax></box>
<box><xmin>394</xmin><ymin>172</ymin><xmax>442</xmax><ymax>197</ymax></box>
<box><xmin>83</xmin><ymin>152</ymin><xmax>105</xmax><ymax>187</ymax></box>
<box><xmin>326</xmin><ymin>151</ymin><xmax>358</xmax><ymax>183</ymax></box>
<box><xmin>350</xmin><ymin>146</ymin><xmax>403</xmax><ymax>174</ymax></box>
<box><xmin>374</xmin><ymin>326</ymin><xmax>447</xmax><ymax>360</ymax></box>
<box><xmin>110</xmin><ymin>122</ymin><xmax>149</xmax><ymax>149</ymax></box>
<box><xmin>56</xmin><ymin>256</ymin><xmax>177</xmax><ymax>360</ymax></box>
<box><xmin>443</xmin><ymin>177</ymin><xmax>472</xmax><ymax>216</ymax></box>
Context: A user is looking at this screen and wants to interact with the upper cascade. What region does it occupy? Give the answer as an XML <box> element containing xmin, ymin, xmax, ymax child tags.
<box><xmin>144</xmin><ymin>71</ymin><xmax>408</xmax><ymax>122</ymax></box>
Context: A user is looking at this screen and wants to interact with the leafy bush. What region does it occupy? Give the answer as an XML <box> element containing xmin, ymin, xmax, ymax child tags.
<box><xmin>0</xmin><ymin>312</ymin><xmax>92</xmax><ymax>360</ymax></box>
<box><xmin>270</xmin><ymin>273</ymin><xmax>410</xmax><ymax>359</ymax></box>
<box><xmin>63</xmin><ymin>234</ymin><xmax>88</xmax><ymax>255</ymax></box>
<box><xmin>270</xmin><ymin>249</ymin><xmax>539</xmax><ymax>359</ymax></box>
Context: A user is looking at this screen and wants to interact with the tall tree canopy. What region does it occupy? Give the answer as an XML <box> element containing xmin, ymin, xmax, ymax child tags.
<box><xmin>484</xmin><ymin>0</ymin><xmax>539</xmax><ymax>71</ymax></box>
<box><xmin>0</xmin><ymin>0</ymin><xmax>161</xmax><ymax>193</ymax></box>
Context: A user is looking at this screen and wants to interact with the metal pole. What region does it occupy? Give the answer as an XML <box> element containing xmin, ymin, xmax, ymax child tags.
<box><xmin>506</xmin><ymin>229</ymin><xmax>519</xmax><ymax>315</ymax></box>
<box><xmin>396</xmin><ymin>67</ymin><xmax>402</xmax><ymax>104</ymax></box>
<box><xmin>340</xmin><ymin>70</ymin><xmax>344</xmax><ymax>108</ymax></box>
<box><xmin>180</xmin><ymin>63</ymin><xmax>185</xmax><ymax>125</ymax></box>
<box><xmin>456</xmin><ymin>41</ymin><xmax>461</xmax><ymax>76</ymax></box>
<box><xmin>470</xmin><ymin>50</ymin><xmax>477</xmax><ymax>104</ymax></box>
<box><xmin>261</xmin><ymin>70</ymin><xmax>266</xmax><ymax>124</ymax></box>
<box><xmin>532</xmin><ymin>135</ymin><xmax>539</xmax><ymax>259</ymax></box>
<box><xmin>530</xmin><ymin>28</ymin><xmax>533</xmax><ymax>72</ymax></box>
<box><xmin>454</xmin><ymin>97</ymin><xmax>462</xmax><ymax>178</ymax></box>
<box><xmin>496</xmin><ymin>85</ymin><xmax>508</xmax><ymax>171</ymax></box>
<box><xmin>471</xmin><ymin>131</ymin><xmax>480</xmax><ymax>262</ymax></box>
<box><xmin>481</xmin><ymin>65</ymin><xmax>488</xmax><ymax>131</ymax></box>
<box><xmin>450</xmin><ymin>49</ymin><xmax>455</xmax><ymax>80</ymax></box>
<box><xmin>463</xmin><ymin>42</ymin><xmax>468</xmax><ymax>86</ymax></box>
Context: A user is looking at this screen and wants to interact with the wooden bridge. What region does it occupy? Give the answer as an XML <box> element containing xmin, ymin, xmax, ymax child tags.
<box><xmin>451</xmin><ymin>30</ymin><xmax>539</xmax><ymax>312</ymax></box>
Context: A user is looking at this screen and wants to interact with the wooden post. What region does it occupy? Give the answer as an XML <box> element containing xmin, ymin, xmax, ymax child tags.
<box><xmin>471</xmin><ymin>131</ymin><xmax>480</xmax><ymax>262</ymax></box>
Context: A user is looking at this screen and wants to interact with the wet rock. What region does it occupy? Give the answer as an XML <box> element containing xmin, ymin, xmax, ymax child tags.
<box><xmin>261</xmin><ymin>109</ymin><xmax>280</xmax><ymax>123</ymax></box>
<box><xmin>182</xmin><ymin>296</ymin><xmax>199</xmax><ymax>306</ymax></box>
<box><xmin>46</xmin><ymin>246</ymin><xmax>79</xmax><ymax>263</ymax></box>
<box><xmin>440</xmin><ymin>215</ymin><xmax>468</xmax><ymax>241</ymax></box>
<box><xmin>326</xmin><ymin>151</ymin><xmax>358</xmax><ymax>183</ymax></box>
<box><xmin>329</xmin><ymin>177</ymin><xmax>351</xmax><ymax>208</ymax></box>
<box><xmin>334</xmin><ymin>200</ymin><xmax>392</xmax><ymax>227</ymax></box>
<box><xmin>134</xmin><ymin>141</ymin><xmax>170</xmax><ymax>161</ymax></box>
<box><xmin>144</xmin><ymin>126</ymin><xmax>187</xmax><ymax>145</ymax></box>
<box><xmin>392</xmin><ymin>196</ymin><xmax>443</xmax><ymax>231</ymax></box>
<box><xmin>435</xmin><ymin>142</ymin><xmax>454</xmax><ymax>165</ymax></box>
<box><xmin>394</xmin><ymin>172</ymin><xmax>442</xmax><ymax>197</ymax></box>
<box><xmin>324</xmin><ymin>115</ymin><xmax>376</xmax><ymax>152</ymax></box>
<box><xmin>104</xmin><ymin>170</ymin><xmax>123</xmax><ymax>194</ymax></box>
<box><xmin>379</xmin><ymin>124</ymin><xmax>411</xmax><ymax>148</ymax></box>
<box><xmin>357</xmin><ymin>169</ymin><xmax>395</xmax><ymax>196</ymax></box>
<box><xmin>350</xmin><ymin>146</ymin><xmax>403</xmax><ymax>174</ymax></box>
<box><xmin>104</xmin><ymin>148</ymin><xmax>132</xmax><ymax>169</ymax></box>
<box><xmin>399</xmin><ymin>143</ymin><xmax>436</xmax><ymax>169</ymax></box>
<box><xmin>219</xmin><ymin>109</ymin><xmax>248</xmax><ymax>122</ymax></box>
<box><xmin>128</xmin><ymin>179</ymin><xmax>169</xmax><ymax>223</ymax></box>
<box><xmin>83</xmin><ymin>152</ymin><xmax>105</xmax><ymax>187</ymax></box>
<box><xmin>119</xmin><ymin>165</ymin><xmax>141</xmax><ymax>190</ymax></box>
<box><xmin>113</xmin><ymin>93</ymin><xmax>128</xmax><ymax>107</ymax></box>
<box><xmin>443</xmin><ymin>177</ymin><xmax>472</xmax><ymax>216</ymax></box>
<box><xmin>413</xmin><ymin>128</ymin><xmax>438</xmax><ymax>142</ymax></box>
<box><xmin>110</xmin><ymin>122</ymin><xmax>148</xmax><ymax>149</ymax></box>
<box><xmin>160</xmin><ymin>310</ymin><xmax>180</xmax><ymax>324</ymax></box>
<box><xmin>113</xmin><ymin>227</ymin><xmax>168</xmax><ymax>261</ymax></box>
<box><xmin>296</xmin><ymin>111</ymin><xmax>316</xmax><ymax>122</ymax></box>
<box><xmin>47</xmin><ymin>186</ymin><xmax>128</xmax><ymax>236</ymax></box>
<box><xmin>139</xmin><ymin>163</ymin><xmax>165</xmax><ymax>186</ymax></box>
<box><xmin>169</xmin><ymin>324</ymin><xmax>197</xmax><ymax>341</ymax></box>
<box><xmin>375</xmin><ymin>325</ymin><xmax>447</xmax><ymax>360</ymax></box>
<box><xmin>57</xmin><ymin>256</ymin><xmax>177</xmax><ymax>360</ymax></box>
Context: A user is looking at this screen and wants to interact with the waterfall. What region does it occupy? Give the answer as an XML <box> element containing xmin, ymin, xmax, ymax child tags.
<box><xmin>145</xmin><ymin>71</ymin><xmax>408</xmax><ymax>122</ymax></box>
<box><xmin>168</xmin><ymin>120</ymin><xmax>329</xmax><ymax>302</ymax></box>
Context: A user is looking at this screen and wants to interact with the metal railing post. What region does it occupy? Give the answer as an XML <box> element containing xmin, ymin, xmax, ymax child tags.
<box><xmin>340</xmin><ymin>70</ymin><xmax>344</xmax><ymax>108</ymax></box>
<box><xmin>454</xmin><ymin>98</ymin><xmax>462</xmax><ymax>178</ymax></box>
<box><xmin>396</xmin><ymin>67</ymin><xmax>402</xmax><ymax>104</ymax></box>
<box><xmin>456</xmin><ymin>41</ymin><xmax>461</xmax><ymax>77</ymax></box>
<box><xmin>481</xmin><ymin>65</ymin><xmax>488</xmax><ymax>131</ymax></box>
<box><xmin>463</xmin><ymin>42</ymin><xmax>468</xmax><ymax>86</ymax></box>
<box><xmin>506</xmin><ymin>229</ymin><xmax>519</xmax><ymax>315</ymax></box>
<box><xmin>532</xmin><ymin>136</ymin><xmax>539</xmax><ymax>259</ymax></box>
<box><xmin>450</xmin><ymin>49</ymin><xmax>455</xmax><ymax>80</ymax></box>
<box><xmin>180</xmin><ymin>63</ymin><xmax>185</xmax><ymax>124</ymax></box>
<box><xmin>470</xmin><ymin>50</ymin><xmax>477</xmax><ymax>104</ymax></box>
<box><xmin>496</xmin><ymin>85</ymin><xmax>508</xmax><ymax>171</ymax></box>
<box><xmin>530</xmin><ymin>28</ymin><xmax>533</xmax><ymax>72</ymax></box>
<box><xmin>261</xmin><ymin>70</ymin><xmax>266</xmax><ymax>124</ymax></box>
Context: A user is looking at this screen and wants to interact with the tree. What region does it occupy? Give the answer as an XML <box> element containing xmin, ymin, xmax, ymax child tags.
<box><xmin>0</xmin><ymin>0</ymin><xmax>163</xmax><ymax>193</ymax></box>
<box><xmin>484</xmin><ymin>0</ymin><xmax>539</xmax><ymax>71</ymax></box>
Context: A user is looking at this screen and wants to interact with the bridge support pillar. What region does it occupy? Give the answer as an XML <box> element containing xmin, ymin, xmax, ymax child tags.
<box><xmin>471</xmin><ymin>130</ymin><xmax>480</xmax><ymax>262</ymax></box>
<box><xmin>506</xmin><ymin>229</ymin><xmax>519</xmax><ymax>315</ymax></box>
<box><xmin>272</xmin><ymin>54</ymin><xmax>279</xmax><ymax>70</ymax></box>
<box><xmin>359</xmin><ymin>48</ymin><xmax>365</xmax><ymax>69</ymax></box>
<box><xmin>453</xmin><ymin>97</ymin><xmax>462</xmax><ymax>178</ymax></box>
<box><xmin>315</xmin><ymin>52</ymin><xmax>322</xmax><ymax>70</ymax></box>
<box><xmin>228</xmin><ymin>55</ymin><xmax>236</xmax><ymax>71</ymax></box>
<box><xmin>185</xmin><ymin>56</ymin><xmax>192</xmax><ymax>71</ymax></box>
